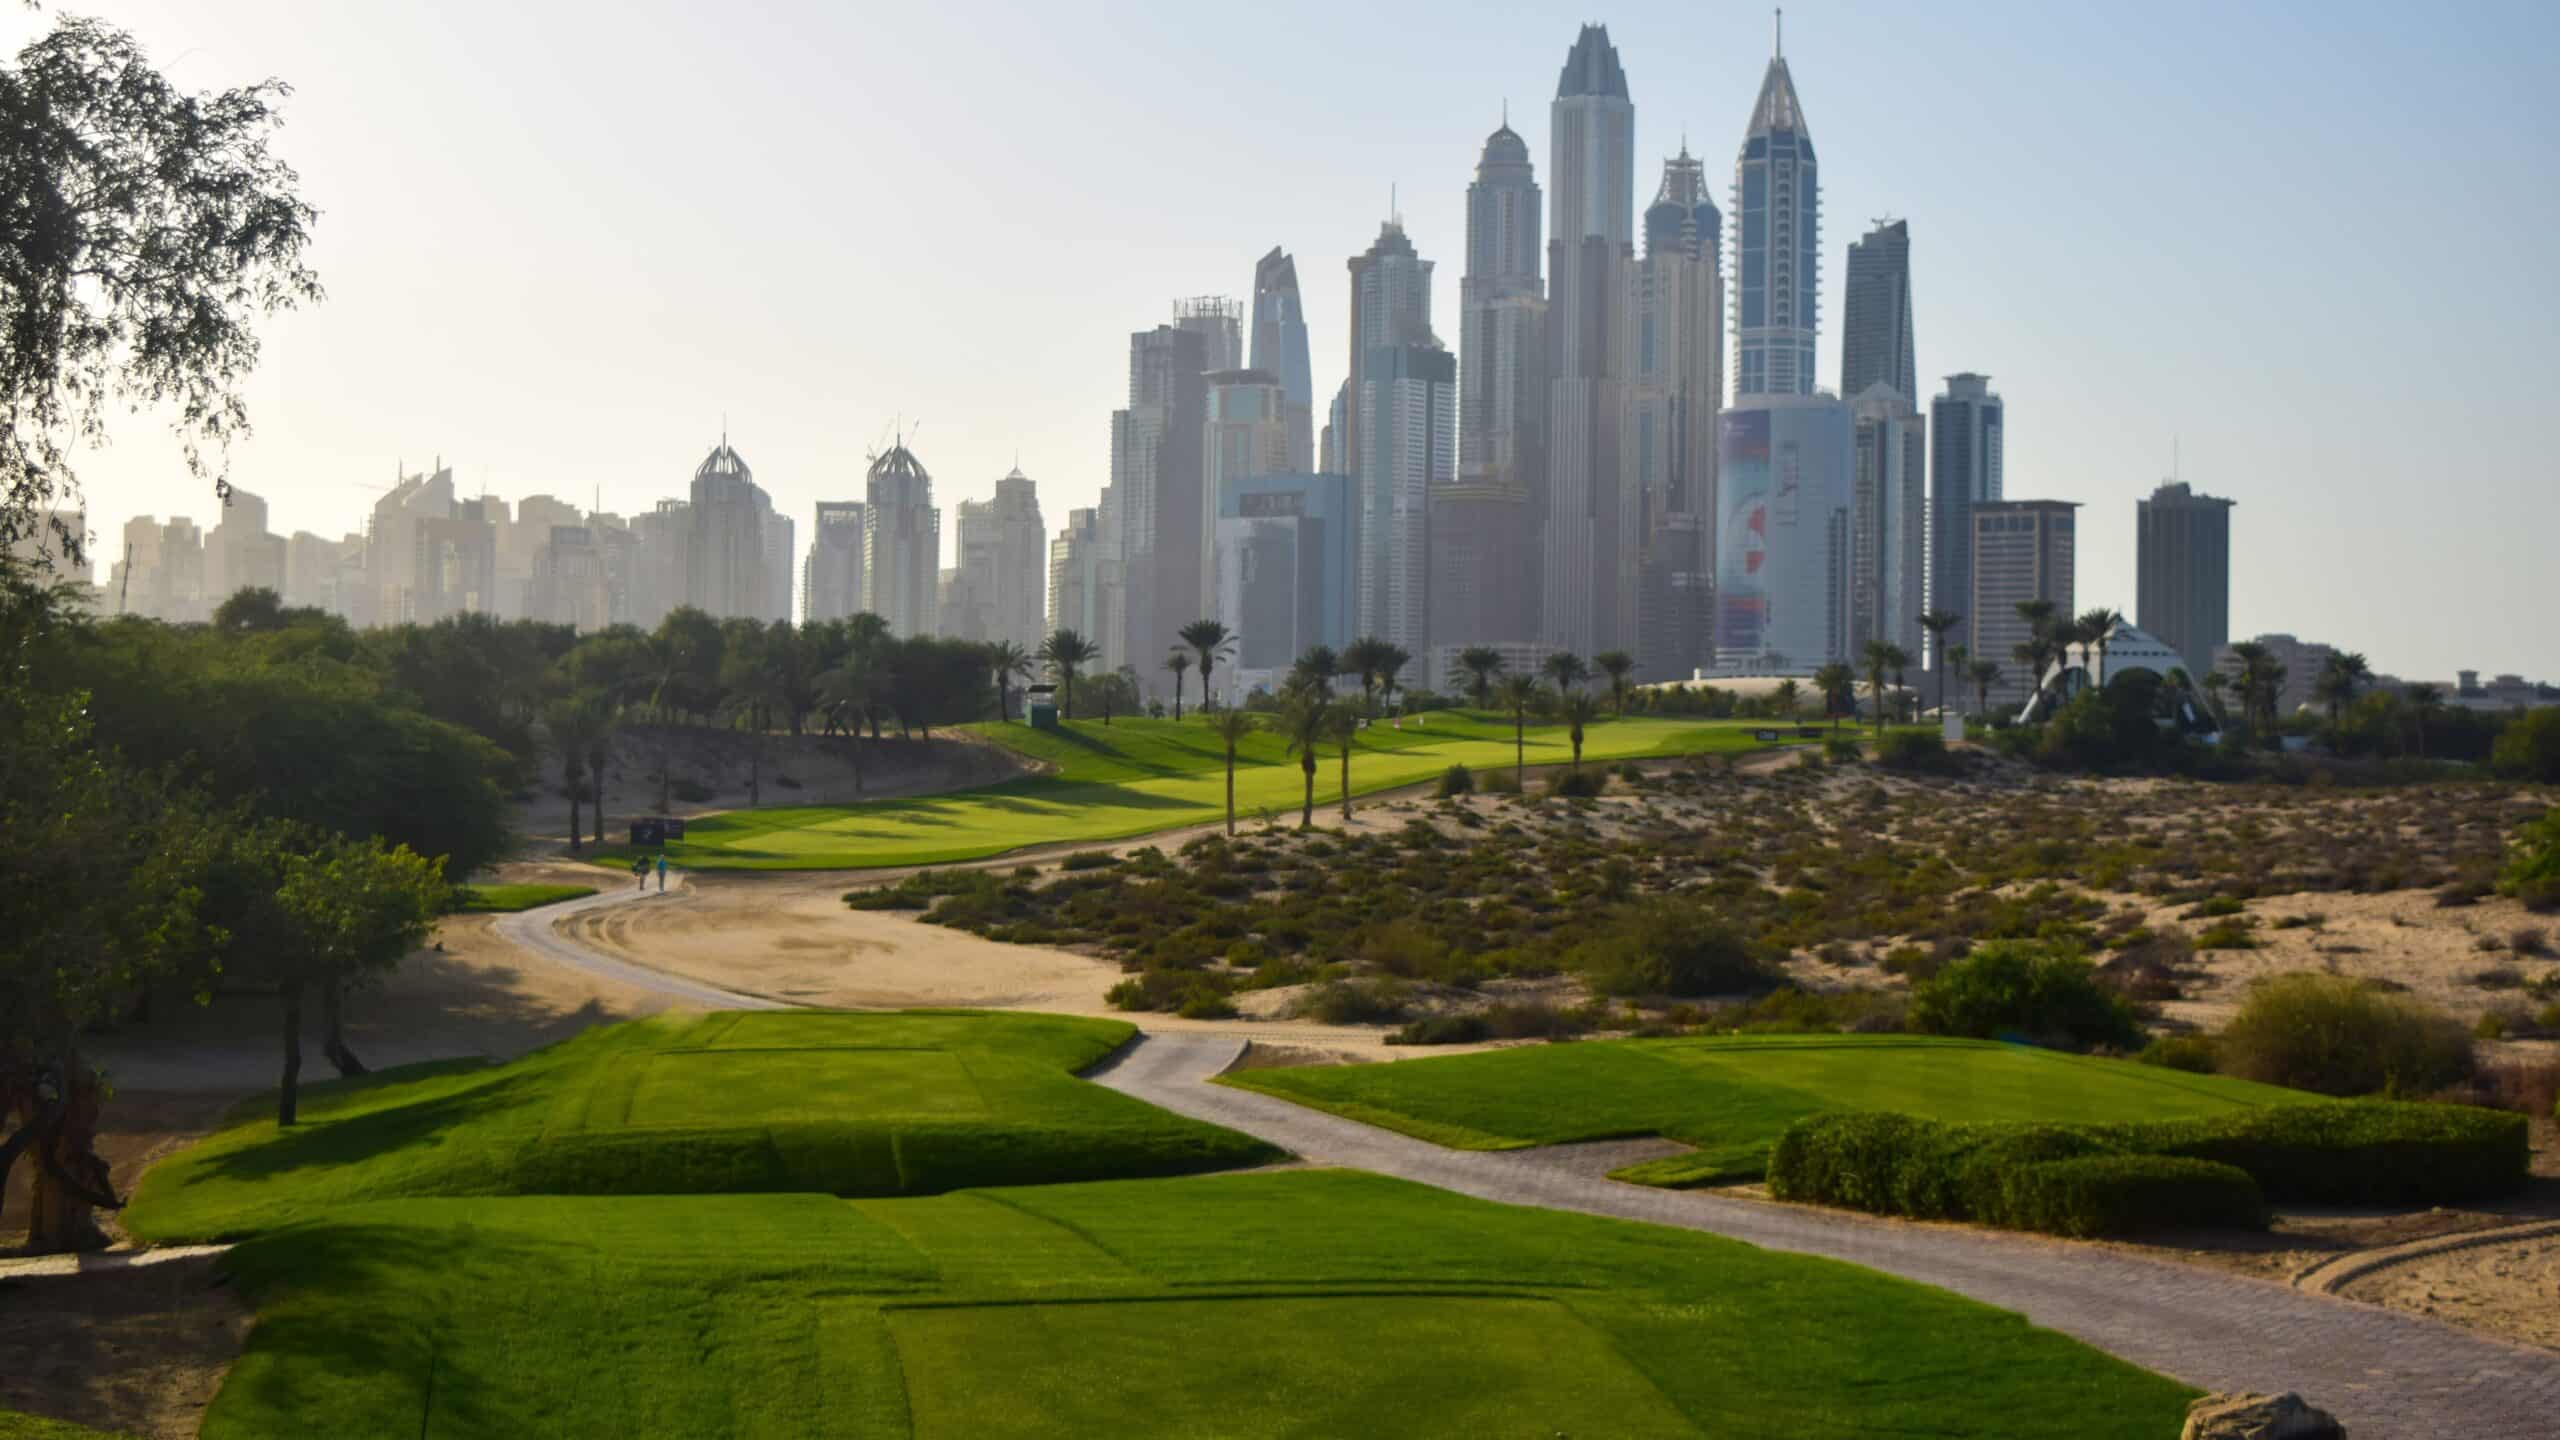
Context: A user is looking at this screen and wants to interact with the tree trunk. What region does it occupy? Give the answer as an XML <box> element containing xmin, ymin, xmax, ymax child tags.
<box><xmin>321</xmin><ymin>978</ymin><xmax>368</xmax><ymax>1078</ymax></box>
<box><xmin>1339</xmin><ymin>744</ymin><xmax>1351</xmax><ymax>821</ymax></box>
<box><xmin>749</xmin><ymin>728</ymin><xmax>761</xmax><ymax>807</ymax></box>
<box><xmin>1225</xmin><ymin>754</ymin><xmax>1236</xmax><ymax>836</ymax></box>
<box><xmin>588</xmin><ymin>749</ymin><xmax>610</xmax><ymax>843</ymax></box>
<box><xmin>1299</xmin><ymin>757</ymin><xmax>1315</xmax><ymax>829</ymax></box>
<box><xmin>566</xmin><ymin>760</ymin><xmax>583</xmax><ymax>850</ymax></box>
<box><xmin>279</xmin><ymin>982</ymin><xmax>305</xmax><ymax>1128</ymax></box>
<box><xmin>25</xmin><ymin>1056</ymin><xmax>111</xmax><ymax>1253</ymax></box>
<box><xmin>658</xmin><ymin>734</ymin><xmax>672</xmax><ymax>814</ymax></box>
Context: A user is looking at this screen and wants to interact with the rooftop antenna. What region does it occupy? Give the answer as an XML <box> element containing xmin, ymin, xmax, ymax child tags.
<box><xmin>1775</xmin><ymin>7</ymin><xmax>1783</xmax><ymax>58</ymax></box>
<box><xmin>1390</xmin><ymin>182</ymin><xmax>1399</xmax><ymax>227</ymax></box>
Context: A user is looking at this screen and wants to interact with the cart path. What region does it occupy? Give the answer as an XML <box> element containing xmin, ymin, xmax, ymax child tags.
<box><xmin>1088</xmin><ymin>1031</ymin><xmax>2560</xmax><ymax>1440</ymax></box>
<box><xmin>490</xmin><ymin>875</ymin><xmax>784</xmax><ymax>1010</ymax></box>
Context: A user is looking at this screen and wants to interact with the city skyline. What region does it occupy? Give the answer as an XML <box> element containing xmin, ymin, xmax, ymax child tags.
<box><xmin>13</xmin><ymin>1</ymin><xmax>2557</xmax><ymax>676</ymax></box>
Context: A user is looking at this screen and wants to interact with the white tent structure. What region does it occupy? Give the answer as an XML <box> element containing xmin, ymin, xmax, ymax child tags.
<box><xmin>2017</xmin><ymin>619</ymin><xmax>2220</xmax><ymax>735</ymax></box>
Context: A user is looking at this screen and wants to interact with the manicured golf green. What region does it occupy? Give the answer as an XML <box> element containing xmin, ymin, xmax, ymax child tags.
<box><xmin>199</xmin><ymin>1170</ymin><xmax>2198</xmax><ymax>1437</ymax></box>
<box><xmin>595</xmin><ymin>713</ymin><xmax>1792</xmax><ymax>870</ymax></box>
<box><xmin>455</xmin><ymin>881</ymin><xmax>597</xmax><ymax>912</ymax></box>
<box><xmin>1225</xmin><ymin>1034</ymin><xmax>2312</xmax><ymax>1186</ymax></box>
<box><xmin>125</xmin><ymin>1011</ymin><xmax>1274</xmax><ymax>1241</ymax></box>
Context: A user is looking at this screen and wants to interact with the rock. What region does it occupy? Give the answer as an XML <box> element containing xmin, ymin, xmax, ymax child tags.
<box><xmin>2181</xmin><ymin>1391</ymin><xmax>2346</xmax><ymax>1440</ymax></box>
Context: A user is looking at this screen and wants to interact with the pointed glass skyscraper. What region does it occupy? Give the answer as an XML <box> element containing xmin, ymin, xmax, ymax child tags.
<box><xmin>1544</xmin><ymin>23</ymin><xmax>1637</xmax><ymax>657</ymax></box>
<box><xmin>1250</xmin><ymin>248</ymin><xmax>1313</xmax><ymax>473</ymax></box>
<box><xmin>1732</xmin><ymin>29</ymin><xmax>1819</xmax><ymax>399</ymax></box>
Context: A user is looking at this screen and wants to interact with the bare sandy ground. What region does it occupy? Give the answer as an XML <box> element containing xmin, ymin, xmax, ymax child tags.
<box><xmin>0</xmin><ymin>1254</ymin><xmax>249</xmax><ymax>1439</ymax></box>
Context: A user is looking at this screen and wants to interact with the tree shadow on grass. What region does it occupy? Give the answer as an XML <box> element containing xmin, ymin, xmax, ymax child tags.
<box><xmin>171</xmin><ymin>1068</ymin><xmax>540</xmax><ymax>1193</ymax></box>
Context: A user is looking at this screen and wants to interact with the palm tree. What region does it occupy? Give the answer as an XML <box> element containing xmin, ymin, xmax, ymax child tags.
<box><xmin>1943</xmin><ymin>643</ymin><xmax>1970</xmax><ymax>720</ymax></box>
<box><xmin>542</xmin><ymin>696</ymin><xmax>607</xmax><ymax>850</ymax></box>
<box><xmin>2081</xmin><ymin>608</ymin><xmax>2124</xmax><ymax>687</ymax></box>
<box><xmin>1967</xmin><ymin>659</ymin><xmax>2002</xmax><ymax>721</ymax></box>
<box><xmin>1918</xmin><ymin>610</ymin><xmax>1963</xmax><ymax>717</ymax></box>
<box><xmin>1542</xmin><ymin>650</ymin><xmax>1589</xmax><ymax>695</ymax></box>
<box><xmin>1288</xmin><ymin>644</ymin><xmax>1338</xmax><ymax>697</ymax></box>
<box><xmin>2227</xmin><ymin>640</ymin><xmax>2273</xmax><ymax>739</ymax></box>
<box><xmin>1328</xmin><ymin>702</ymin><xmax>1359</xmax><ymax>821</ymax></box>
<box><xmin>1457</xmin><ymin>646</ymin><xmax>1506</xmax><ymax>709</ymax></box>
<box><xmin>1163</xmin><ymin>650</ymin><xmax>1192</xmax><ymax>718</ymax></box>
<box><xmin>985</xmin><ymin>640</ymin><xmax>1032</xmax><ymax>722</ymax></box>
<box><xmin>1276</xmin><ymin>687</ymin><xmax>1331</xmax><ymax>828</ymax></box>
<box><xmin>1178</xmin><ymin>618</ymin><xmax>1235</xmax><ymax>714</ymax></box>
<box><xmin>1774</xmin><ymin>676</ymin><xmax>1804</xmax><ymax>721</ymax></box>
<box><xmin>1339</xmin><ymin>636</ymin><xmax>1390</xmax><ymax>715</ymax></box>
<box><xmin>2400</xmin><ymin>681</ymin><xmax>2441</xmax><ymax>758</ymax></box>
<box><xmin>2200</xmin><ymin>669</ymin><xmax>2231</xmax><ymax>727</ymax></box>
<box><xmin>1497</xmin><ymin>674</ymin><xmax>1544</xmax><ymax>784</ymax></box>
<box><xmin>1883</xmin><ymin>644</ymin><xmax>1912</xmax><ymax>725</ymax></box>
<box><xmin>1560</xmin><ymin>691</ymin><xmax>1603</xmax><ymax>772</ymax></box>
<box><xmin>1593</xmin><ymin>650</ymin><xmax>1635</xmax><ymax>714</ymax></box>
<box><xmin>1039</xmin><ymin>628</ymin><xmax>1100</xmax><ymax>719</ymax></box>
<box><xmin>582</xmin><ymin>700</ymin><xmax>621</xmax><ymax>843</ymax></box>
<box><xmin>1377</xmin><ymin>644</ymin><xmax>1412</xmax><ymax>714</ymax></box>
<box><xmin>1811</xmin><ymin>663</ymin><xmax>1855</xmax><ymax>730</ymax></box>
<box><xmin>2014</xmin><ymin>599</ymin><xmax>2059</xmax><ymax>708</ymax></box>
<box><xmin>1209</xmin><ymin>708</ymin><xmax>1258</xmax><ymax>834</ymax></box>
<box><xmin>1862</xmin><ymin>640</ymin><xmax>1897</xmax><ymax>735</ymax></box>
<box><xmin>2320</xmin><ymin>651</ymin><xmax>2372</xmax><ymax>727</ymax></box>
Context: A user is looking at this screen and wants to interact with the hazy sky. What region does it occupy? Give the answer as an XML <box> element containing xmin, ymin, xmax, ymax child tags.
<box><xmin>16</xmin><ymin>1</ymin><xmax>2557</xmax><ymax>678</ymax></box>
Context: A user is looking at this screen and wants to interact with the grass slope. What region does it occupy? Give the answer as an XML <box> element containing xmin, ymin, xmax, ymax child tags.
<box><xmin>596</xmin><ymin>713</ymin><xmax>1789</xmax><ymax>870</ymax></box>
<box><xmin>455</xmin><ymin>882</ymin><xmax>597</xmax><ymax>912</ymax></box>
<box><xmin>1225</xmin><ymin>1034</ymin><xmax>2310</xmax><ymax>1185</ymax></box>
<box><xmin>0</xmin><ymin>1414</ymin><xmax>132</xmax><ymax>1440</ymax></box>
<box><xmin>125</xmin><ymin>1011</ymin><xmax>1274</xmax><ymax>1241</ymax></box>
<box><xmin>201</xmin><ymin>1170</ymin><xmax>2197</xmax><ymax>1438</ymax></box>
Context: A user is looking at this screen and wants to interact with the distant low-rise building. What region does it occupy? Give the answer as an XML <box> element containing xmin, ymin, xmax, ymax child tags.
<box><xmin>1970</xmin><ymin>499</ymin><xmax>2077</xmax><ymax>709</ymax></box>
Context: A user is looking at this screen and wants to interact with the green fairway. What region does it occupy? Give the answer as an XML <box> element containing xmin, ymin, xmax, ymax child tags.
<box><xmin>455</xmin><ymin>881</ymin><xmax>597</xmax><ymax>912</ymax></box>
<box><xmin>0</xmin><ymin>1413</ymin><xmax>132</xmax><ymax>1440</ymax></box>
<box><xmin>594</xmin><ymin>713</ymin><xmax>1793</xmax><ymax>870</ymax></box>
<box><xmin>125</xmin><ymin>1011</ymin><xmax>1275</xmax><ymax>1241</ymax></box>
<box><xmin>199</xmin><ymin>1170</ymin><xmax>2198</xmax><ymax>1438</ymax></box>
<box><xmin>1224</xmin><ymin>1034</ymin><xmax>2312</xmax><ymax>1186</ymax></box>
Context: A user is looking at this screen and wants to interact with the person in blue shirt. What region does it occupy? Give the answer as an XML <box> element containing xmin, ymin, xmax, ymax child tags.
<box><xmin>655</xmin><ymin>854</ymin><xmax>668</xmax><ymax>893</ymax></box>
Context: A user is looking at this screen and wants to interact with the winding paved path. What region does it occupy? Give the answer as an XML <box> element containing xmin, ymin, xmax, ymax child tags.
<box><xmin>489</xmin><ymin>877</ymin><xmax>783</xmax><ymax>1010</ymax></box>
<box><xmin>1092</xmin><ymin>1032</ymin><xmax>2560</xmax><ymax>1440</ymax></box>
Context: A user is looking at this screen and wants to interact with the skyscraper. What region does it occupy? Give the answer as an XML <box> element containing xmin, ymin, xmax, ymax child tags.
<box><xmin>1849</xmin><ymin>383</ymin><xmax>1927</xmax><ymax>662</ymax></box>
<box><xmin>1174</xmin><ymin>296</ymin><xmax>1243</xmax><ymax>371</ymax></box>
<box><xmin>1441</xmin><ymin>117</ymin><xmax>1548</xmax><ymax>669</ymax></box>
<box><xmin>803</xmin><ymin>500</ymin><xmax>866</xmax><ymax>623</ymax></box>
<box><xmin>862</xmin><ymin>440</ymin><xmax>939</xmax><ymax>638</ymax></box>
<box><xmin>1545</xmin><ymin>23</ymin><xmax>1636</xmax><ymax>657</ymax></box>
<box><xmin>1840</xmin><ymin>219</ymin><xmax>1915</xmax><ymax>403</ymax></box>
<box><xmin>1344</xmin><ymin>218</ymin><xmax>1435</xmax><ymax>493</ymax></box>
<box><xmin>207</xmin><ymin>487</ymin><xmax>284</xmax><ymax>605</ymax></box>
<box><xmin>1049</xmin><ymin>505</ymin><xmax>1108</xmax><ymax>657</ymax></box>
<box><xmin>1250</xmin><ymin>249</ymin><xmax>1315</xmax><ymax>473</ymax></box>
<box><xmin>1716</xmin><ymin>397</ymin><xmax>1853</xmax><ymax>666</ymax></box>
<box><xmin>1929</xmin><ymin>373</ymin><xmax>2005</xmax><ymax>661</ymax></box>
<box><xmin>1200</xmin><ymin>369</ymin><xmax>1293</xmax><ymax>616</ymax></box>
<box><xmin>686</xmin><ymin>440</ymin><xmax>777</xmax><ymax>620</ymax></box>
<box><xmin>1111</xmin><ymin>321</ymin><xmax>1212</xmax><ymax>689</ymax></box>
<box><xmin>1732</xmin><ymin>28</ymin><xmax>1819</xmax><ymax>400</ymax></box>
<box><xmin>977</xmin><ymin>467</ymin><xmax>1047</xmax><ymax>657</ymax></box>
<box><xmin>1628</xmin><ymin>146</ymin><xmax>1723</xmax><ymax>681</ymax></box>
<box><xmin>2137</xmin><ymin>481</ymin><xmax>2236</xmax><ymax>676</ymax></box>
<box><xmin>1355</xmin><ymin>343</ymin><xmax>1455</xmax><ymax>661</ymax></box>
<box><xmin>1215</xmin><ymin>470</ymin><xmax>1356</xmax><ymax>700</ymax></box>
<box><xmin>1970</xmin><ymin>499</ymin><xmax>2077</xmax><ymax>708</ymax></box>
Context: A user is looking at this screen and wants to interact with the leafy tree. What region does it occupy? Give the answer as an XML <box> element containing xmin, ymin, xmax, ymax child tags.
<box><xmin>1908</xmin><ymin>941</ymin><xmax>2142</xmax><ymax>1052</ymax></box>
<box><xmin>1496</xmin><ymin>673</ymin><xmax>1544</xmax><ymax>784</ymax></box>
<box><xmin>985</xmin><ymin>639</ymin><xmax>1031</xmax><ymax>722</ymax></box>
<box><xmin>1163</xmin><ymin>649</ymin><xmax>1191</xmax><ymax>718</ymax></box>
<box><xmin>1177</xmin><ymin>618</ymin><xmax>1234</xmax><ymax>713</ymax></box>
<box><xmin>1918</xmin><ymin>610</ymin><xmax>1963</xmax><ymax>715</ymax></box>
<box><xmin>271</xmin><ymin>835</ymin><xmax>448</xmax><ymax>1125</ymax></box>
<box><xmin>1208</xmin><ymin>708</ymin><xmax>1257</xmax><ymax>835</ymax></box>
<box><xmin>1038</xmin><ymin>628</ymin><xmax>1099</xmax><ymax>719</ymax></box>
<box><xmin>2492</xmin><ymin>708</ymin><xmax>2560</xmax><ymax>784</ymax></box>
<box><xmin>1275</xmin><ymin>686</ymin><xmax>1331</xmax><ymax>828</ymax></box>
<box><xmin>0</xmin><ymin>16</ymin><xmax>321</xmax><ymax>564</ymax></box>
<box><xmin>1456</xmin><ymin>646</ymin><xmax>1506</xmax><ymax>708</ymax></box>
<box><xmin>884</xmin><ymin>636</ymin><xmax>995</xmax><ymax>739</ymax></box>
<box><xmin>1592</xmin><ymin>650</ymin><xmax>1634</xmax><ymax>714</ymax></box>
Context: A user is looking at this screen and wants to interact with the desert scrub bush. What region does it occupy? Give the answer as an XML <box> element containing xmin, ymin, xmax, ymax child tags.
<box><xmin>1299</xmin><ymin>979</ymin><xmax>1413</xmax><ymax>1025</ymax></box>
<box><xmin>1873</xmin><ymin>728</ymin><xmax>1959</xmax><ymax>774</ymax></box>
<box><xmin>2191</xmin><ymin>920</ymin><xmax>2258</xmax><ymax>951</ymax></box>
<box><xmin>1705</xmin><ymin>986</ymin><xmax>1905</xmax><ymax>1034</ymax></box>
<box><xmin>2469</xmin><ymin>963</ymin><xmax>2525</xmax><ymax>989</ymax></box>
<box><xmin>2512</xmin><ymin>926</ymin><xmax>2552</xmax><ymax>957</ymax></box>
<box><xmin>2214</xmin><ymin>973</ymin><xmax>2475</xmax><ymax>1097</ymax></box>
<box><xmin>1823</xmin><ymin>736</ymin><xmax>1863</xmax><ymax>764</ymax></box>
<box><xmin>845</xmin><ymin>868</ymin><xmax>1000</xmax><ymax>912</ymax></box>
<box><xmin>2136</xmin><ymin>1034</ymin><xmax>2219</xmax><ymax>1074</ymax></box>
<box><xmin>2501</xmin><ymin>806</ymin><xmax>2560</xmax><ymax>909</ymax></box>
<box><xmin>1879</xmin><ymin>943</ymin><xmax>1939</xmax><ymax>980</ymax></box>
<box><xmin>1435</xmin><ymin>763</ymin><xmax>1475</xmax><ymax>798</ymax></box>
<box><xmin>2184</xmin><ymin>895</ymin><xmax>2246</xmax><ymax>919</ymax></box>
<box><xmin>1479</xmin><ymin>767</ymin><xmax>1523</xmax><ymax>795</ymax></box>
<box><xmin>1905</xmin><ymin>941</ymin><xmax>2143</xmax><ymax>1052</ymax></box>
<box><xmin>1059</xmin><ymin>850</ymin><xmax>1119</xmax><ymax>872</ymax></box>
<box><xmin>2473</xmin><ymin>1003</ymin><xmax>2533</xmax><ymax>1040</ymax></box>
<box><xmin>1570</xmin><ymin>896</ymin><xmax>1779</xmax><ymax>998</ymax></box>
<box><xmin>1546</xmin><ymin>768</ymin><xmax>1609</xmax><ymax>799</ymax></box>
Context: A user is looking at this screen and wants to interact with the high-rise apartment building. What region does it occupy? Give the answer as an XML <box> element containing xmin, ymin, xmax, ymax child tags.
<box><xmin>1733</xmin><ymin>33</ymin><xmax>1819</xmax><ymax>400</ymax></box>
<box><xmin>1344</xmin><ymin>219</ymin><xmax>1436</xmax><ymax>496</ymax></box>
<box><xmin>1849</xmin><ymin>384</ymin><xmax>1927</xmax><ymax>662</ymax></box>
<box><xmin>862</xmin><ymin>441</ymin><xmax>939</xmax><ymax>638</ymax></box>
<box><xmin>1250</xmin><ymin>250</ymin><xmax>1314</xmax><ymax>474</ymax></box>
<box><xmin>1545</xmin><ymin>23</ymin><xmax>1636</xmax><ymax>657</ymax></box>
<box><xmin>1200</xmin><ymin>370</ymin><xmax>1293</xmax><ymax>616</ymax></box>
<box><xmin>530</xmin><ymin>524</ymin><xmax>611</xmax><ymax>631</ymax></box>
<box><xmin>1929</xmin><ymin>373</ymin><xmax>2004</xmax><ymax>661</ymax></box>
<box><xmin>1716</xmin><ymin>396</ymin><xmax>1853</xmax><ymax>666</ymax></box>
<box><xmin>1214</xmin><ymin>470</ymin><xmax>1356</xmax><ymax>700</ymax></box>
<box><xmin>1355</xmin><ymin>343</ymin><xmax>1455</xmax><ymax>660</ymax></box>
<box><xmin>802</xmin><ymin>501</ymin><xmax>867</xmax><ymax>623</ymax></box>
<box><xmin>1445</xmin><ymin>117</ymin><xmax>1548</xmax><ymax>669</ymax></box>
<box><xmin>1174</xmin><ymin>296</ymin><xmax>1243</xmax><ymax>372</ymax></box>
<box><xmin>685</xmin><ymin>441</ymin><xmax>779</xmax><ymax>621</ymax></box>
<box><xmin>627</xmin><ymin>499</ymin><xmax>690</xmax><ymax>631</ymax></box>
<box><xmin>962</xmin><ymin>467</ymin><xmax>1046</xmax><ymax>656</ymax></box>
<box><xmin>1049</xmin><ymin>505</ymin><xmax>1110</xmax><ymax>658</ymax></box>
<box><xmin>1111</xmin><ymin>321</ymin><xmax>1212</xmax><ymax>689</ymax></box>
<box><xmin>505</xmin><ymin>495</ymin><xmax>581</xmax><ymax>619</ymax></box>
<box><xmin>1970</xmin><ymin>499</ymin><xmax>2077</xmax><ymax>708</ymax></box>
<box><xmin>207</xmin><ymin>488</ymin><xmax>284</xmax><ymax>605</ymax></box>
<box><xmin>1628</xmin><ymin>146</ymin><xmax>1722</xmax><ymax>681</ymax></box>
<box><xmin>1840</xmin><ymin>219</ymin><xmax>1915</xmax><ymax>403</ymax></box>
<box><xmin>2137</xmin><ymin>481</ymin><xmax>2236</xmax><ymax>677</ymax></box>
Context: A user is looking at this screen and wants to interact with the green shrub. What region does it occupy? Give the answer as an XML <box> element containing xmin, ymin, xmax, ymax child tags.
<box><xmin>2192</xmin><ymin>920</ymin><xmax>2258</xmax><ymax>951</ymax></box>
<box><xmin>2215</xmin><ymin>973</ymin><xmax>2475</xmax><ymax>1097</ymax></box>
<box><xmin>2501</xmin><ymin>806</ymin><xmax>2560</xmax><ymax>903</ymax></box>
<box><xmin>1824</xmin><ymin>736</ymin><xmax>1863</xmax><ymax>764</ymax></box>
<box><xmin>1546</xmin><ymin>768</ymin><xmax>1609</xmax><ymax>799</ymax></box>
<box><xmin>2490</xmin><ymin>709</ymin><xmax>2560</xmax><ymax>782</ymax></box>
<box><xmin>1387</xmin><ymin>1013</ymin><xmax>1490</xmax><ymax>1046</ymax></box>
<box><xmin>1480</xmin><ymin>768</ymin><xmax>1523</xmax><ymax>795</ymax></box>
<box><xmin>1059</xmin><ymin>850</ymin><xmax>1119</xmax><ymax>872</ymax></box>
<box><xmin>2000</xmin><ymin>1155</ymin><xmax>2265</xmax><ymax>1238</ymax></box>
<box><xmin>2136</xmin><ymin>1034</ymin><xmax>2219</xmax><ymax>1074</ymax></box>
<box><xmin>1573</xmin><ymin>896</ymin><xmax>1778</xmax><ymax>998</ymax></box>
<box><xmin>1906</xmin><ymin>941</ymin><xmax>2142</xmax><ymax>1051</ymax></box>
<box><xmin>2116</xmin><ymin>1102</ymin><xmax>2527</xmax><ymax>1205</ymax></box>
<box><xmin>1874</xmin><ymin>729</ymin><xmax>1959</xmax><ymax>774</ymax></box>
<box><xmin>1435</xmin><ymin>763</ymin><xmax>1475</xmax><ymax>798</ymax></box>
<box><xmin>1300</xmin><ymin>979</ymin><xmax>1413</xmax><ymax>1025</ymax></box>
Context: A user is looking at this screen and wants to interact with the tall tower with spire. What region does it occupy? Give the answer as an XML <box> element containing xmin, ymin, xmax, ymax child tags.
<box><xmin>1732</xmin><ymin>16</ymin><xmax>1820</xmax><ymax>399</ymax></box>
<box><xmin>1544</xmin><ymin>23</ymin><xmax>1637</xmax><ymax>657</ymax></box>
<box><xmin>1630</xmin><ymin>145</ymin><xmax>1724</xmax><ymax>682</ymax></box>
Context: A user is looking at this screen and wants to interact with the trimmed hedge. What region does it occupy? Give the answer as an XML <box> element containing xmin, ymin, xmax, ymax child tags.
<box><xmin>1771</xmin><ymin>1100</ymin><xmax>2524</xmax><ymax>1235</ymax></box>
